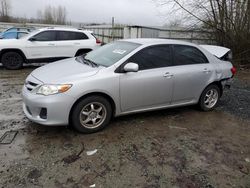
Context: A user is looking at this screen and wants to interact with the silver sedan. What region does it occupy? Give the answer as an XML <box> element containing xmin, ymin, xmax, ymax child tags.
<box><xmin>22</xmin><ymin>39</ymin><xmax>235</xmax><ymax>133</ymax></box>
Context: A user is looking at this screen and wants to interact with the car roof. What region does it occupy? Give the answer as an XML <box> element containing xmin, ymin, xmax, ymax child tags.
<box><xmin>5</xmin><ymin>31</ymin><xmax>29</xmax><ymax>33</ymax></box>
<box><xmin>5</xmin><ymin>27</ymin><xmax>34</xmax><ymax>31</ymax></box>
<box><xmin>121</xmin><ymin>38</ymin><xmax>195</xmax><ymax>46</ymax></box>
<box><xmin>38</xmin><ymin>27</ymin><xmax>92</xmax><ymax>33</ymax></box>
<box><xmin>7</xmin><ymin>27</ymin><xmax>31</xmax><ymax>29</ymax></box>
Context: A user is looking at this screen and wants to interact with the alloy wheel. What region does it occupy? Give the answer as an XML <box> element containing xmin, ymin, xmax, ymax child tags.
<box><xmin>79</xmin><ymin>102</ymin><xmax>107</xmax><ymax>129</ymax></box>
<box><xmin>204</xmin><ymin>89</ymin><xmax>219</xmax><ymax>109</ymax></box>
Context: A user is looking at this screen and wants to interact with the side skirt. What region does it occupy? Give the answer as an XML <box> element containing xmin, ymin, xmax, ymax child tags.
<box><xmin>116</xmin><ymin>100</ymin><xmax>198</xmax><ymax>117</ymax></box>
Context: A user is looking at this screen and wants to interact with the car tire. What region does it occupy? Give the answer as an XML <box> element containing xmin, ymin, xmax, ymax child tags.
<box><xmin>1</xmin><ymin>51</ymin><xmax>24</xmax><ymax>70</ymax></box>
<box><xmin>199</xmin><ymin>84</ymin><xmax>221</xmax><ymax>111</ymax></box>
<box><xmin>70</xmin><ymin>96</ymin><xmax>112</xmax><ymax>133</ymax></box>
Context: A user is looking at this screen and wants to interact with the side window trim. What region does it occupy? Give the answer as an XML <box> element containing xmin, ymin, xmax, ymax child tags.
<box><xmin>124</xmin><ymin>44</ymin><xmax>174</xmax><ymax>72</ymax></box>
<box><xmin>172</xmin><ymin>44</ymin><xmax>209</xmax><ymax>66</ymax></box>
<box><xmin>32</xmin><ymin>31</ymin><xmax>57</xmax><ymax>42</ymax></box>
<box><xmin>56</xmin><ymin>31</ymin><xmax>89</xmax><ymax>41</ymax></box>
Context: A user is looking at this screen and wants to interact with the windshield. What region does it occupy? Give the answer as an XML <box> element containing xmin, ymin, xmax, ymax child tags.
<box><xmin>85</xmin><ymin>41</ymin><xmax>141</xmax><ymax>67</ymax></box>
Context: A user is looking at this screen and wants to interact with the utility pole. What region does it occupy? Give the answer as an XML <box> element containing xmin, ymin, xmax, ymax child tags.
<box><xmin>112</xmin><ymin>17</ymin><xmax>114</xmax><ymax>41</ymax></box>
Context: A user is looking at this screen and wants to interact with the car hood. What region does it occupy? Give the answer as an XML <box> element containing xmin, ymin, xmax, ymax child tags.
<box><xmin>0</xmin><ymin>38</ymin><xmax>21</xmax><ymax>47</ymax></box>
<box><xmin>200</xmin><ymin>45</ymin><xmax>230</xmax><ymax>58</ymax></box>
<box><xmin>31</xmin><ymin>58</ymin><xmax>103</xmax><ymax>83</ymax></box>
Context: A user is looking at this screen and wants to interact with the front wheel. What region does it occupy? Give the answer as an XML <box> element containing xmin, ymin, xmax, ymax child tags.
<box><xmin>1</xmin><ymin>51</ymin><xmax>24</xmax><ymax>70</ymax></box>
<box><xmin>70</xmin><ymin>96</ymin><xmax>112</xmax><ymax>133</ymax></box>
<box><xmin>199</xmin><ymin>84</ymin><xmax>221</xmax><ymax>111</ymax></box>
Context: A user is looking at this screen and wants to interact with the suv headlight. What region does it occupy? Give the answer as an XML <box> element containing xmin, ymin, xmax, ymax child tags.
<box><xmin>36</xmin><ymin>84</ymin><xmax>72</xmax><ymax>96</ymax></box>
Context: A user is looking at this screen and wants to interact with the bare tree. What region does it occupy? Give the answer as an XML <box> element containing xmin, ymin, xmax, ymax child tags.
<box><xmin>163</xmin><ymin>18</ymin><xmax>184</xmax><ymax>29</ymax></box>
<box><xmin>0</xmin><ymin>0</ymin><xmax>11</xmax><ymax>22</ymax></box>
<box><xmin>37</xmin><ymin>5</ymin><xmax>67</xmax><ymax>25</ymax></box>
<box><xmin>37</xmin><ymin>10</ymin><xmax>43</xmax><ymax>23</ymax></box>
<box><xmin>55</xmin><ymin>5</ymin><xmax>67</xmax><ymax>25</ymax></box>
<box><xmin>44</xmin><ymin>5</ymin><xmax>54</xmax><ymax>24</ymax></box>
<box><xmin>155</xmin><ymin>0</ymin><xmax>250</xmax><ymax>65</ymax></box>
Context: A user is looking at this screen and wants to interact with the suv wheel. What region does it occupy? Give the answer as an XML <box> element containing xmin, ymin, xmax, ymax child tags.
<box><xmin>1</xmin><ymin>51</ymin><xmax>24</xmax><ymax>70</ymax></box>
<box><xmin>199</xmin><ymin>84</ymin><xmax>221</xmax><ymax>111</ymax></box>
<box><xmin>71</xmin><ymin>96</ymin><xmax>112</xmax><ymax>133</ymax></box>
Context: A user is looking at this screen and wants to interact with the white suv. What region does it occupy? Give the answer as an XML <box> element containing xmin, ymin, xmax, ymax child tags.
<box><xmin>0</xmin><ymin>27</ymin><xmax>101</xmax><ymax>69</ymax></box>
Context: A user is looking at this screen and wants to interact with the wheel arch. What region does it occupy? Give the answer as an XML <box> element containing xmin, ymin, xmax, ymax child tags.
<box><xmin>69</xmin><ymin>92</ymin><xmax>116</xmax><ymax>125</ymax></box>
<box><xmin>200</xmin><ymin>81</ymin><xmax>223</xmax><ymax>100</ymax></box>
<box><xmin>0</xmin><ymin>48</ymin><xmax>27</xmax><ymax>61</ymax></box>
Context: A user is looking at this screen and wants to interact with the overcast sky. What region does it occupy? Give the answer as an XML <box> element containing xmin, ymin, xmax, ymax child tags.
<box><xmin>10</xmin><ymin>0</ymin><xmax>166</xmax><ymax>26</ymax></box>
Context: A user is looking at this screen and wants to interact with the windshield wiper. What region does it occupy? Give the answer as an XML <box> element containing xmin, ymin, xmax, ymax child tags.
<box><xmin>75</xmin><ymin>56</ymin><xmax>99</xmax><ymax>67</ymax></box>
<box><xmin>84</xmin><ymin>57</ymin><xmax>99</xmax><ymax>67</ymax></box>
<box><xmin>76</xmin><ymin>56</ymin><xmax>87</xmax><ymax>65</ymax></box>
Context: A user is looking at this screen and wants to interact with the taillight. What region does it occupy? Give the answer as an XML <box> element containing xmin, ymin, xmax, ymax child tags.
<box><xmin>96</xmin><ymin>38</ymin><xmax>101</xmax><ymax>44</ymax></box>
<box><xmin>231</xmin><ymin>66</ymin><xmax>236</xmax><ymax>76</ymax></box>
<box><xmin>91</xmin><ymin>33</ymin><xmax>102</xmax><ymax>44</ymax></box>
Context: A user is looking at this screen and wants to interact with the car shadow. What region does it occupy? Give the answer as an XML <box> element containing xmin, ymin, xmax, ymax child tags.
<box><xmin>25</xmin><ymin>105</ymin><xmax>198</xmax><ymax>136</ymax></box>
<box><xmin>0</xmin><ymin>63</ymin><xmax>46</xmax><ymax>69</ymax></box>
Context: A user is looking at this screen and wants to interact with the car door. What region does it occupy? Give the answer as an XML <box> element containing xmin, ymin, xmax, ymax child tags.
<box><xmin>56</xmin><ymin>31</ymin><xmax>90</xmax><ymax>57</ymax></box>
<box><xmin>119</xmin><ymin>45</ymin><xmax>174</xmax><ymax>112</ymax></box>
<box><xmin>3</xmin><ymin>32</ymin><xmax>17</xmax><ymax>39</ymax></box>
<box><xmin>17</xmin><ymin>32</ymin><xmax>28</xmax><ymax>39</ymax></box>
<box><xmin>171</xmin><ymin>45</ymin><xmax>213</xmax><ymax>104</ymax></box>
<box><xmin>25</xmin><ymin>30</ymin><xmax>58</xmax><ymax>59</ymax></box>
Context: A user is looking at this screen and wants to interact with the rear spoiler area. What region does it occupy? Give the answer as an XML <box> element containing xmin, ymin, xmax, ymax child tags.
<box><xmin>200</xmin><ymin>45</ymin><xmax>232</xmax><ymax>61</ymax></box>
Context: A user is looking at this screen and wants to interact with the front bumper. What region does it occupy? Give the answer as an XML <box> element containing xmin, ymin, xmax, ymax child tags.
<box><xmin>22</xmin><ymin>86</ymin><xmax>75</xmax><ymax>126</ymax></box>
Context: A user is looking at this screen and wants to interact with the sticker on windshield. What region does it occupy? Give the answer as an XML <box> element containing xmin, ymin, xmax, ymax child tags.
<box><xmin>113</xmin><ymin>49</ymin><xmax>127</xmax><ymax>55</ymax></box>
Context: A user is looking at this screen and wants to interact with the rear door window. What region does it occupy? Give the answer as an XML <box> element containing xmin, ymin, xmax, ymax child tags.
<box><xmin>173</xmin><ymin>45</ymin><xmax>208</xmax><ymax>66</ymax></box>
<box><xmin>3</xmin><ymin>32</ymin><xmax>17</xmax><ymax>39</ymax></box>
<box><xmin>57</xmin><ymin>31</ymin><xmax>88</xmax><ymax>41</ymax></box>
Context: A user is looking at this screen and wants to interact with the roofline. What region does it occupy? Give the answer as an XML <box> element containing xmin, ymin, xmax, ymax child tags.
<box><xmin>119</xmin><ymin>38</ymin><xmax>197</xmax><ymax>46</ymax></box>
<box><xmin>37</xmin><ymin>27</ymin><xmax>93</xmax><ymax>33</ymax></box>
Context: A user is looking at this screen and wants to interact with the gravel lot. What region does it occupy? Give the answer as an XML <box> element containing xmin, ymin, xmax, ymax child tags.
<box><xmin>0</xmin><ymin>65</ymin><xmax>250</xmax><ymax>188</ymax></box>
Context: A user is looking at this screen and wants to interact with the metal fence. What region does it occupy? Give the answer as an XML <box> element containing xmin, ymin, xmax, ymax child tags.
<box><xmin>84</xmin><ymin>26</ymin><xmax>124</xmax><ymax>44</ymax></box>
<box><xmin>84</xmin><ymin>25</ymin><xmax>216</xmax><ymax>44</ymax></box>
<box><xmin>0</xmin><ymin>22</ymin><xmax>216</xmax><ymax>44</ymax></box>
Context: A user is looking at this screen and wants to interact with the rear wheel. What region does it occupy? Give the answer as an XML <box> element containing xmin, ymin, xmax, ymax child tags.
<box><xmin>70</xmin><ymin>96</ymin><xmax>112</xmax><ymax>133</ymax></box>
<box><xmin>1</xmin><ymin>51</ymin><xmax>24</xmax><ymax>70</ymax></box>
<box><xmin>199</xmin><ymin>84</ymin><xmax>220</xmax><ymax>111</ymax></box>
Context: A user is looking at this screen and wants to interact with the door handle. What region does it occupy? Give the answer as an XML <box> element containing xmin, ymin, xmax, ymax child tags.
<box><xmin>48</xmin><ymin>43</ymin><xmax>55</xmax><ymax>46</ymax></box>
<box><xmin>163</xmin><ymin>72</ymin><xmax>173</xmax><ymax>78</ymax></box>
<box><xmin>203</xmin><ymin>68</ymin><xmax>211</xmax><ymax>73</ymax></box>
<box><xmin>74</xmin><ymin>43</ymin><xmax>80</xmax><ymax>45</ymax></box>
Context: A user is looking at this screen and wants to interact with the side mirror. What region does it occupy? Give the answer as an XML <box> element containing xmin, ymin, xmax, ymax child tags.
<box><xmin>29</xmin><ymin>37</ymin><xmax>37</xmax><ymax>42</ymax></box>
<box><xmin>123</xmin><ymin>62</ymin><xmax>139</xmax><ymax>73</ymax></box>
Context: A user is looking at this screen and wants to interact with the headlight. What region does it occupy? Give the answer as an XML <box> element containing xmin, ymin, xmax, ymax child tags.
<box><xmin>36</xmin><ymin>84</ymin><xmax>72</xmax><ymax>96</ymax></box>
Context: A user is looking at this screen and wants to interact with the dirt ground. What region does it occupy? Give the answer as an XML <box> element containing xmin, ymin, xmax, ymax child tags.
<box><xmin>0</xmin><ymin>65</ymin><xmax>250</xmax><ymax>188</ymax></box>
